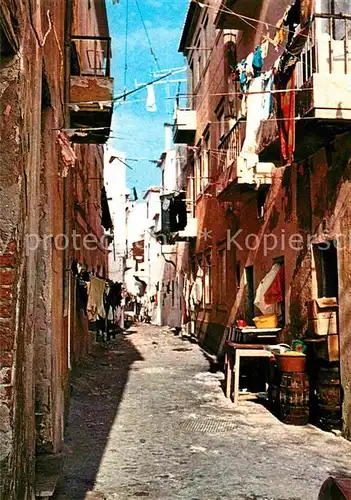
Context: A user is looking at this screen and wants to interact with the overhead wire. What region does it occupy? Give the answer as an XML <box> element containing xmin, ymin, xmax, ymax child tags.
<box><xmin>123</xmin><ymin>0</ymin><xmax>129</xmax><ymax>97</ymax></box>
<box><xmin>192</xmin><ymin>0</ymin><xmax>310</xmax><ymax>41</ymax></box>
<box><xmin>191</xmin><ymin>0</ymin><xmax>316</xmax><ymax>74</ymax></box>
<box><xmin>113</xmin><ymin>71</ymin><xmax>173</xmax><ymax>101</ymax></box>
<box><xmin>135</xmin><ymin>0</ymin><xmax>161</xmax><ymax>72</ymax></box>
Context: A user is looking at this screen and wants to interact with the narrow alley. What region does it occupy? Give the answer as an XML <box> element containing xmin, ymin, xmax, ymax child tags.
<box><xmin>54</xmin><ymin>325</ymin><xmax>351</xmax><ymax>500</ymax></box>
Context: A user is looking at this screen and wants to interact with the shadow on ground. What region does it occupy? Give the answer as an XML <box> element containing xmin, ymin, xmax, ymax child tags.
<box><xmin>54</xmin><ymin>331</ymin><xmax>144</xmax><ymax>500</ymax></box>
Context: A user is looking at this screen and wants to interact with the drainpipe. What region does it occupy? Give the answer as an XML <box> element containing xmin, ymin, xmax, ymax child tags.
<box><xmin>161</xmin><ymin>244</ymin><xmax>176</xmax><ymax>268</ymax></box>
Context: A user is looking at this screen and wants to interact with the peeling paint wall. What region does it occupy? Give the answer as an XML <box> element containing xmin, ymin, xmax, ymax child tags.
<box><xmin>0</xmin><ymin>0</ymin><xmax>111</xmax><ymax>496</ymax></box>
<box><xmin>0</xmin><ymin>0</ymin><xmax>69</xmax><ymax>496</ymax></box>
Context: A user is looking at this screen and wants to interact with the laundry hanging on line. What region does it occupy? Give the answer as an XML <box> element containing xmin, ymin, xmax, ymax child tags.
<box><xmin>87</xmin><ymin>276</ymin><xmax>106</xmax><ymax>321</ymax></box>
<box><xmin>146</xmin><ymin>84</ymin><xmax>157</xmax><ymax>112</ymax></box>
<box><xmin>254</xmin><ymin>263</ymin><xmax>283</xmax><ymax>314</ymax></box>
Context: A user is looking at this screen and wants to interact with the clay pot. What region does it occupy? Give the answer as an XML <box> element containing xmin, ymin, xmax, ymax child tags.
<box><xmin>275</xmin><ymin>352</ymin><xmax>306</xmax><ymax>373</ymax></box>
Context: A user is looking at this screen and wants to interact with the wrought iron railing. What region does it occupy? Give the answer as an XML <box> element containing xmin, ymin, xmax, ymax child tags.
<box><xmin>296</xmin><ymin>12</ymin><xmax>351</xmax><ymax>87</ymax></box>
<box><xmin>218</xmin><ymin>122</ymin><xmax>241</xmax><ymax>172</ymax></box>
<box><xmin>71</xmin><ymin>35</ymin><xmax>111</xmax><ymax>77</ymax></box>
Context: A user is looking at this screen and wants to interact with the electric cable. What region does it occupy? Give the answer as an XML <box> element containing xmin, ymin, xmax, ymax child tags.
<box><xmin>135</xmin><ymin>0</ymin><xmax>161</xmax><ymax>72</ymax></box>
<box><xmin>123</xmin><ymin>0</ymin><xmax>129</xmax><ymax>98</ymax></box>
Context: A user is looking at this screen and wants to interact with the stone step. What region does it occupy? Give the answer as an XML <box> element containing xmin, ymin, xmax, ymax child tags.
<box><xmin>35</xmin><ymin>453</ymin><xmax>63</xmax><ymax>499</ymax></box>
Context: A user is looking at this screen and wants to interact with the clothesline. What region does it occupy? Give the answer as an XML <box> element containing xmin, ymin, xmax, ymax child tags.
<box><xmin>174</xmin><ymin>86</ymin><xmax>312</xmax><ymax>99</ymax></box>
<box><xmin>192</xmin><ymin>0</ymin><xmax>311</xmax><ymax>40</ymax></box>
<box><xmin>63</xmin><ymin>85</ymin><xmax>313</xmax><ymax>109</ymax></box>
<box><xmin>56</xmin><ymin>111</ymin><xmax>322</xmax><ymax>139</ymax></box>
<box><xmin>192</xmin><ymin>0</ymin><xmax>317</xmax><ymax>77</ymax></box>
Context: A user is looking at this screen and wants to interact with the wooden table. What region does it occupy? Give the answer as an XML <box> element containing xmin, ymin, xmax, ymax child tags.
<box><xmin>225</xmin><ymin>342</ymin><xmax>274</xmax><ymax>404</ymax></box>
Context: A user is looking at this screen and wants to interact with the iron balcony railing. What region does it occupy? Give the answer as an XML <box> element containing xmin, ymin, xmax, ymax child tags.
<box><xmin>218</xmin><ymin>122</ymin><xmax>241</xmax><ymax>173</ymax></box>
<box><xmin>296</xmin><ymin>12</ymin><xmax>351</xmax><ymax>87</ymax></box>
<box><xmin>71</xmin><ymin>35</ymin><xmax>112</xmax><ymax>77</ymax></box>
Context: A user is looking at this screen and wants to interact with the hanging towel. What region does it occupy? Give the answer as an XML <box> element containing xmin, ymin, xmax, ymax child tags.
<box><xmin>261</xmin><ymin>71</ymin><xmax>274</xmax><ymax>120</ymax></box>
<box><xmin>87</xmin><ymin>276</ymin><xmax>106</xmax><ymax>321</ymax></box>
<box><xmin>261</xmin><ymin>38</ymin><xmax>270</xmax><ymax>59</ymax></box>
<box><xmin>245</xmin><ymin>52</ymin><xmax>254</xmax><ymax>78</ymax></box>
<box><xmin>146</xmin><ymin>84</ymin><xmax>157</xmax><ymax>112</ymax></box>
<box><xmin>273</xmin><ymin>16</ymin><xmax>287</xmax><ymax>47</ymax></box>
<box><xmin>264</xmin><ymin>266</ymin><xmax>285</xmax><ymax>305</ymax></box>
<box><xmin>241</xmin><ymin>76</ymin><xmax>265</xmax><ymax>155</ymax></box>
<box><xmin>276</xmin><ymin>69</ymin><xmax>296</xmax><ymax>163</ymax></box>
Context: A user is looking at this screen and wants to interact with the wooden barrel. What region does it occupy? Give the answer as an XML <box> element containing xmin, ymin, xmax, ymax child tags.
<box><xmin>316</xmin><ymin>366</ymin><xmax>342</xmax><ymax>431</ymax></box>
<box><xmin>280</xmin><ymin>372</ymin><xmax>309</xmax><ymax>425</ymax></box>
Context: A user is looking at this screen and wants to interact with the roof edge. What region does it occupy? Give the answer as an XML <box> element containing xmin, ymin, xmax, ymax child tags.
<box><xmin>178</xmin><ymin>1</ymin><xmax>202</xmax><ymax>55</ymax></box>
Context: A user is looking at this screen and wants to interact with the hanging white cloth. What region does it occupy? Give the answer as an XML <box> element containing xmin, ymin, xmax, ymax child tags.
<box><xmin>146</xmin><ymin>84</ymin><xmax>157</xmax><ymax>112</ymax></box>
<box><xmin>190</xmin><ymin>268</ymin><xmax>203</xmax><ymax>306</ymax></box>
<box><xmin>241</xmin><ymin>76</ymin><xmax>265</xmax><ymax>155</ymax></box>
<box><xmin>261</xmin><ymin>70</ymin><xmax>274</xmax><ymax>120</ymax></box>
<box><xmin>254</xmin><ymin>263</ymin><xmax>281</xmax><ymax>314</ymax></box>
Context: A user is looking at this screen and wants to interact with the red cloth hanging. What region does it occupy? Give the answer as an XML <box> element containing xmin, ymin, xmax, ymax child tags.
<box><xmin>276</xmin><ymin>70</ymin><xmax>296</xmax><ymax>163</ymax></box>
<box><xmin>264</xmin><ymin>266</ymin><xmax>285</xmax><ymax>305</ymax></box>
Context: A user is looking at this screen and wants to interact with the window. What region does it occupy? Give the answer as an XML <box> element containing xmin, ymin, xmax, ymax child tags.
<box><xmin>195</xmin><ymin>34</ymin><xmax>201</xmax><ymax>85</ymax></box>
<box><xmin>195</xmin><ymin>146</ymin><xmax>203</xmax><ymax>196</ymax></box>
<box><xmin>189</xmin><ymin>161</ymin><xmax>196</xmax><ymax>217</ymax></box>
<box><xmin>203</xmin><ymin>132</ymin><xmax>210</xmax><ymax>189</ymax></box>
<box><xmin>218</xmin><ymin>246</ymin><xmax>226</xmax><ymax>306</ymax></box>
<box><xmin>245</xmin><ymin>266</ymin><xmax>255</xmax><ymax>325</ymax></box>
<box><xmin>188</xmin><ymin>60</ymin><xmax>195</xmax><ymax>109</ymax></box>
<box><xmin>217</xmin><ymin>108</ymin><xmax>226</xmax><ymax>143</ymax></box>
<box><xmin>204</xmin><ymin>250</ymin><xmax>212</xmax><ymax>305</ymax></box>
<box><xmin>203</xmin><ymin>15</ymin><xmax>209</xmax><ymax>66</ymax></box>
<box><xmin>313</xmin><ymin>241</ymin><xmax>338</xmax><ymax>298</ymax></box>
<box><xmin>320</xmin><ymin>0</ymin><xmax>350</xmax><ymax>40</ymax></box>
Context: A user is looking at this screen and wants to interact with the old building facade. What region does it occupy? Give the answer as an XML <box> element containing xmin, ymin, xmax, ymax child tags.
<box><xmin>174</xmin><ymin>0</ymin><xmax>351</xmax><ymax>437</ymax></box>
<box><xmin>0</xmin><ymin>0</ymin><xmax>113</xmax><ymax>496</ymax></box>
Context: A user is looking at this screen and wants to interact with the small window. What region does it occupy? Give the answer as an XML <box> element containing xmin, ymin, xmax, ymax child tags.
<box><xmin>195</xmin><ymin>145</ymin><xmax>203</xmax><ymax>196</ymax></box>
<box><xmin>217</xmin><ymin>108</ymin><xmax>226</xmax><ymax>143</ymax></box>
<box><xmin>218</xmin><ymin>247</ymin><xmax>226</xmax><ymax>306</ymax></box>
<box><xmin>203</xmin><ymin>132</ymin><xmax>210</xmax><ymax>189</ymax></box>
<box><xmin>313</xmin><ymin>241</ymin><xmax>338</xmax><ymax>298</ymax></box>
<box><xmin>204</xmin><ymin>250</ymin><xmax>212</xmax><ymax>306</ymax></box>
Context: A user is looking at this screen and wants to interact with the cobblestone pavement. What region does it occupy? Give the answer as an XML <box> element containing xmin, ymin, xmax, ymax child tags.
<box><xmin>54</xmin><ymin>323</ymin><xmax>351</xmax><ymax>500</ymax></box>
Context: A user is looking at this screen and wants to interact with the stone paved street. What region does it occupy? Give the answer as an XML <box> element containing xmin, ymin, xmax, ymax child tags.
<box><xmin>54</xmin><ymin>324</ymin><xmax>351</xmax><ymax>500</ymax></box>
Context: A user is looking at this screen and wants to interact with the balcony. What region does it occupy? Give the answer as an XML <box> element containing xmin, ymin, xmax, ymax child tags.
<box><xmin>217</xmin><ymin>156</ymin><xmax>274</xmax><ymax>201</ymax></box>
<box><xmin>69</xmin><ymin>36</ymin><xmax>113</xmax><ymax>144</ymax></box>
<box><xmin>260</xmin><ymin>12</ymin><xmax>351</xmax><ymax>162</ymax></box>
<box><xmin>216</xmin><ymin>122</ymin><xmax>274</xmax><ymax>201</ymax></box>
<box><xmin>173</xmin><ymin>97</ymin><xmax>197</xmax><ymax>144</ymax></box>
